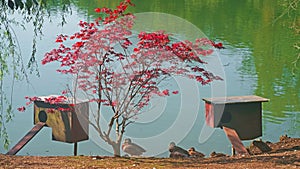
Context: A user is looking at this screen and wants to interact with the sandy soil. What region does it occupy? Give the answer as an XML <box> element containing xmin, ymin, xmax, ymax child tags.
<box><xmin>0</xmin><ymin>135</ymin><xmax>299</xmax><ymax>169</ymax></box>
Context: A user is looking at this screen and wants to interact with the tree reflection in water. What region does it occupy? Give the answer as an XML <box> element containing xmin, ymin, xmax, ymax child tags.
<box><xmin>0</xmin><ymin>0</ymin><xmax>72</xmax><ymax>150</ymax></box>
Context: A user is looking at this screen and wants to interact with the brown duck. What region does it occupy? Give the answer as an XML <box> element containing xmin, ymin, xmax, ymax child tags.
<box><xmin>188</xmin><ymin>147</ymin><xmax>205</xmax><ymax>158</ymax></box>
<box><xmin>210</xmin><ymin>151</ymin><xmax>228</xmax><ymax>158</ymax></box>
<box><xmin>169</xmin><ymin>142</ymin><xmax>189</xmax><ymax>158</ymax></box>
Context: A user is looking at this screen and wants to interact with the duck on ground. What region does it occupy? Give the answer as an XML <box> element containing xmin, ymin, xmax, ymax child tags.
<box><xmin>188</xmin><ymin>147</ymin><xmax>205</xmax><ymax>158</ymax></box>
<box><xmin>122</xmin><ymin>138</ymin><xmax>146</xmax><ymax>157</ymax></box>
<box><xmin>209</xmin><ymin>151</ymin><xmax>228</xmax><ymax>158</ymax></box>
<box><xmin>169</xmin><ymin>142</ymin><xmax>190</xmax><ymax>158</ymax></box>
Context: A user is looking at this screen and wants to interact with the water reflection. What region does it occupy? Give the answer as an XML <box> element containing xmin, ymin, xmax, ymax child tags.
<box><xmin>0</xmin><ymin>0</ymin><xmax>299</xmax><ymax>156</ymax></box>
<box><xmin>74</xmin><ymin>0</ymin><xmax>300</xmax><ymax>123</ymax></box>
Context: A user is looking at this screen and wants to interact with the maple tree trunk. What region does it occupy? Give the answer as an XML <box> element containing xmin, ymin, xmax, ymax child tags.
<box><xmin>112</xmin><ymin>142</ymin><xmax>121</xmax><ymax>157</ymax></box>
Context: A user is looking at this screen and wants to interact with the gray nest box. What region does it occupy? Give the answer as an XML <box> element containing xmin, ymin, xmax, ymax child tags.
<box><xmin>34</xmin><ymin>98</ymin><xmax>89</xmax><ymax>143</ymax></box>
<box><xmin>202</xmin><ymin>95</ymin><xmax>269</xmax><ymax>140</ymax></box>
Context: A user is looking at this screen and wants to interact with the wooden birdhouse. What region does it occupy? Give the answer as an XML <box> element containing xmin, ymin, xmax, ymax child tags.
<box><xmin>33</xmin><ymin>97</ymin><xmax>89</xmax><ymax>143</ymax></box>
<box><xmin>202</xmin><ymin>95</ymin><xmax>269</xmax><ymax>155</ymax></box>
<box><xmin>202</xmin><ymin>95</ymin><xmax>269</xmax><ymax>140</ymax></box>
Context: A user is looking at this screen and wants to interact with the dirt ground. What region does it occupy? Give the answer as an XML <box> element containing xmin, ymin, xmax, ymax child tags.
<box><xmin>0</xmin><ymin>135</ymin><xmax>299</xmax><ymax>169</ymax></box>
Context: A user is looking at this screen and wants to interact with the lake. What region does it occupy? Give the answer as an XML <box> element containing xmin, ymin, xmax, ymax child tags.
<box><xmin>0</xmin><ymin>0</ymin><xmax>299</xmax><ymax>157</ymax></box>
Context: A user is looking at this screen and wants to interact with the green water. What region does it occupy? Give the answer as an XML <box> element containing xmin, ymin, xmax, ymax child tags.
<box><xmin>74</xmin><ymin>0</ymin><xmax>300</xmax><ymax>141</ymax></box>
<box><xmin>0</xmin><ymin>0</ymin><xmax>299</xmax><ymax>156</ymax></box>
<box><xmin>73</xmin><ymin>0</ymin><xmax>300</xmax><ymax>124</ymax></box>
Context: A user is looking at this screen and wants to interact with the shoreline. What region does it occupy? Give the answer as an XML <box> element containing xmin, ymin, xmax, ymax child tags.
<box><xmin>0</xmin><ymin>135</ymin><xmax>299</xmax><ymax>168</ymax></box>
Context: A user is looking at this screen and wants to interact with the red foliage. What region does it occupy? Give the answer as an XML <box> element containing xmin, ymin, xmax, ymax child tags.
<box><xmin>16</xmin><ymin>2</ymin><xmax>225</xmax><ymax>156</ymax></box>
<box><xmin>162</xmin><ymin>89</ymin><xmax>170</xmax><ymax>96</ymax></box>
<box><xmin>19</xmin><ymin>0</ymin><xmax>222</xmax><ymax>119</ymax></box>
<box><xmin>172</xmin><ymin>91</ymin><xmax>179</xmax><ymax>94</ymax></box>
<box><xmin>17</xmin><ymin>106</ymin><xmax>26</xmax><ymax>112</ymax></box>
<box><xmin>94</xmin><ymin>8</ymin><xmax>101</xmax><ymax>13</ymax></box>
<box><xmin>210</xmin><ymin>40</ymin><xmax>225</xmax><ymax>49</ymax></box>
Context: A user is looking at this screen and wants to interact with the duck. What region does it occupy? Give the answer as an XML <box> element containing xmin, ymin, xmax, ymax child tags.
<box><xmin>121</xmin><ymin>138</ymin><xmax>146</xmax><ymax>156</ymax></box>
<box><xmin>169</xmin><ymin>142</ymin><xmax>189</xmax><ymax>158</ymax></box>
<box><xmin>280</xmin><ymin>134</ymin><xmax>290</xmax><ymax>142</ymax></box>
<box><xmin>251</xmin><ymin>140</ymin><xmax>272</xmax><ymax>153</ymax></box>
<box><xmin>209</xmin><ymin>151</ymin><xmax>228</xmax><ymax>158</ymax></box>
<box><xmin>188</xmin><ymin>147</ymin><xmax>205</xmax><ymax>158</ymax></box>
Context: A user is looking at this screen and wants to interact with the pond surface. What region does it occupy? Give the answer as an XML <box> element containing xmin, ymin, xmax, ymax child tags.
<box><xmin>0</xmin><ymin>0</ymin><xmax>299</xmax><ymax>157</ymax></box>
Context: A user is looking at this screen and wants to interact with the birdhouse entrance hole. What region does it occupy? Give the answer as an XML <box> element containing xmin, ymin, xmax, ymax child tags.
<box><xmin>38</xmin><ymin>110</ymin><xmax>47</xmax><ymax>122</ymax></box>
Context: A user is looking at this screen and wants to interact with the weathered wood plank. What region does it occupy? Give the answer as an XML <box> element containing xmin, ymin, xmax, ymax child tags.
<box><xmin>6</xmin><ymin>122</ymin><xmax>46</xmax><ymax>155</ymax></box>
<box><xmin>223</xmin><ymin>126</ymin><xmax>249</xmax><ymax>155</ymax></box>
<box><xmin>202</xmin><ymin>95</ymin><xmax>269</xmax><ymax>104</ymax></box>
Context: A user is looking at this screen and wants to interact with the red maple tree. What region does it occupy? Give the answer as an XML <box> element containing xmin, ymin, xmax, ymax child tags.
<box><xmin>22</xmin><ymin>0</ymin><xmax>222</xmax><ymax>156</ymax></box>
